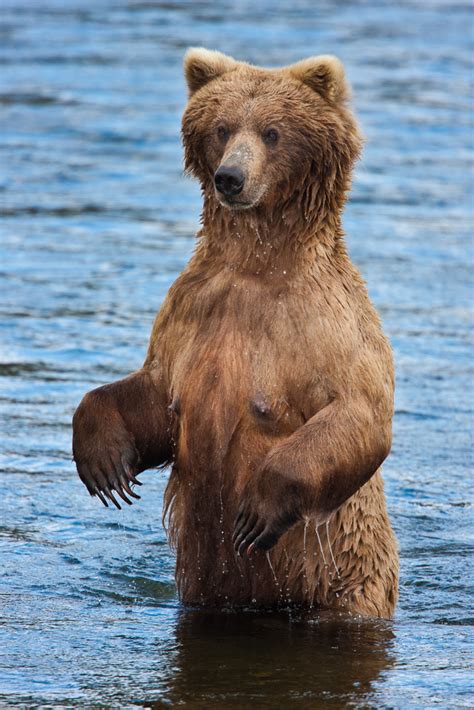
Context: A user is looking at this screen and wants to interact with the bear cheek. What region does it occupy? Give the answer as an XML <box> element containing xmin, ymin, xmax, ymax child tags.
<box><xmin>259</xmin><ymin>139</ymin><xmax>301</xmax><ymax>198</ymax></box>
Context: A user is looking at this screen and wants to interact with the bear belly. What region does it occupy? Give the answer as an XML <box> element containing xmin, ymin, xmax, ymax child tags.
<box><xmin>165</xmin><ymin>351</ymin><xmax>307</xmax><ymax>607</ymax></box>
<box><xmin>164</xmin><ymin>376</ymin><xmax>397</xmax><ymax>614</ymax></box>
<box><xmin>162</xmin><ymin>329</ymin><xmax>397</xmax><ymax>616</ymax></box>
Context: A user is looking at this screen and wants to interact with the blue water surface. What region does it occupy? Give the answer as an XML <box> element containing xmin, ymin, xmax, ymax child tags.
<box><xmin>0</xmin><ymin>0</ymin><xmax>473</xmax><ymax>707</ymax></box>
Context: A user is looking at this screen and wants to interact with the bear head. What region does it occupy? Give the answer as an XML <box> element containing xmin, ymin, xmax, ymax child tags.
<box><xmin>182</xmin><ymin>48</ymin><xmax>362</xmax><ymax>223</ymax></box>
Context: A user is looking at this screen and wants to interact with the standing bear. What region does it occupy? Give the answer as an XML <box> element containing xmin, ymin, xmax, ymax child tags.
<box><xmin>73</xmin><ymin>48</ymin><xmax>399</xmax><ymax>618</ymax></box>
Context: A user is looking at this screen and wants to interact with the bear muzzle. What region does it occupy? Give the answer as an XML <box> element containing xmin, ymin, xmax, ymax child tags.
<box><xmin>213</xmin><ymin>133</ymin><xmax>267</xmax><ymax>209</ymax></box>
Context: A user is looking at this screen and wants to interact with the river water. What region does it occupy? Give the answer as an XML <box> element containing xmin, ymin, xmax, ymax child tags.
<box><xmin>1</xmin><ymin>1</ymin><xmax>473</xmax><ymax>707</ymax></box>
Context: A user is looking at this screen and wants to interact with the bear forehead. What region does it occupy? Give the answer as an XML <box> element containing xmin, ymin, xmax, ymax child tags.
<box><xmin>214</xmin><ymin>70</ymin><xmax>314</xmax><ymax>98</ymax></box>
<box><xmin>193</xmin><ymin>71</ymin><xmax>321</xmax><ymax>121</ymax></box>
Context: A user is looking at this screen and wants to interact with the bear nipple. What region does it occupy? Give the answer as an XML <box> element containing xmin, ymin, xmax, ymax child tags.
<box><xmin>250</xmin><ymin>392</ymin><xmax>272</xmax><ymax>418</ymax></box>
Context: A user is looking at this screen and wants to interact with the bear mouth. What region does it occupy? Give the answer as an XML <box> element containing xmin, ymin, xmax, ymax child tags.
<box><xmin>218</xmin><ymin>195</ymin><xmax>254</xmax><ymax>210</ymax></box>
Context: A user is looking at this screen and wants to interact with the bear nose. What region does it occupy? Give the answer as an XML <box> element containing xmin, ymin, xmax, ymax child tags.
<box><xmin>214</xmin><ymin>166</ymin><xmax>245</xmax><ymax>196</ymax></box>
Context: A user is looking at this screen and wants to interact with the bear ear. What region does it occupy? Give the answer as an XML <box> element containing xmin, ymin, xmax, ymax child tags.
<box><xmin>184</xmin><ymin>47</ymin><xmax>238</xmax><ymax>96</ymax></box>
<box><xmin>286</xmin><ymin>55</ymin><xmax>349</xmax><ymax>103</ymax></box>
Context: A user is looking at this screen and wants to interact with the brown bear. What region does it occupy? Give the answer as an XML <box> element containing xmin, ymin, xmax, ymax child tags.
<box><xmin>73</xmin><ymin>48</ymin><xmax>399</xmax><ymax>618</ymax></box>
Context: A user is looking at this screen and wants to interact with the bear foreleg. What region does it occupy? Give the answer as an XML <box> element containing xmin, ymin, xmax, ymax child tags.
<box><xmin>233</xmin><ymin>396</ymin><xmax>391</xmax><ymax>556</ymax></box>
<box><xmin>72</xmin><ymin>369</ymin><xmax>172</xmax><ymax>508</ymax></box>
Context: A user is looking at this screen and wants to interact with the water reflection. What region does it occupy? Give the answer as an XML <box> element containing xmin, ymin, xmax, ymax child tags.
<box><xmin>149</xmin><ymin>610</ymin><xmax>395</xmax><ymax>707</ymax></box>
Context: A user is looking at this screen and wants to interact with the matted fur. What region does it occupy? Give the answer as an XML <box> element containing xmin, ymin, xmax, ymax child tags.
<box><xmin>72</xmin><ymin>50</ymin><xmax>399</xmax><ymax>618</ymax></box>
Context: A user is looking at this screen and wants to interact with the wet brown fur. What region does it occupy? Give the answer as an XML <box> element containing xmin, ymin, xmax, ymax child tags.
<box><xmin>73</xmin><ymin>49</ymin><xmax>398</xmax><ymax>618</ymax></box>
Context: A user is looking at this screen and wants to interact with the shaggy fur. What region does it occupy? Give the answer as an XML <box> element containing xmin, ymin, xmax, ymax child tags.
<box><xmin>73</xmin><ymin>48</ymin><xmax>399</xmax><ymax>618</ymax></box>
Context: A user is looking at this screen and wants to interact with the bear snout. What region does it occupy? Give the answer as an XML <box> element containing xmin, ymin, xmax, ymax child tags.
<box><xmin>214</xmin><ymin>165</ymin><xmax>245</xmax><ymax>196</ymax></box>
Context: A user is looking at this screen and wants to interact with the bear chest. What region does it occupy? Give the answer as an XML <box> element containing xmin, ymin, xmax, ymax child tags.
<box><xmin>165</xmin><ymin>319</ymin><xmax>331</xmax><ymax>474</ymax></box>
<box><xmin>158</xmin><ymin>275</ymin><xmax>342</xmax><ymax>466</ymax></box>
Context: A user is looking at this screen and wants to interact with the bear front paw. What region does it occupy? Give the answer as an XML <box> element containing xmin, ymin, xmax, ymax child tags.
<box><xmin>232</xmin><ymin>466</ymin><xmax>307</xmax><ymax>556</ymax></box>
<box><xmin>72</xmin><ymin>389</ymin><xmax>142</xmax><ymax>509</ymax></box>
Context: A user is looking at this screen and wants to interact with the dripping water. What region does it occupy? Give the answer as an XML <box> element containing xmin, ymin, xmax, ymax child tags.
<box><xmin>302</xmin><ymin>517</ymin><xmax>310</xmax><ymax>595</ymax></box>
<box><xmin>315</xmin><ymin>524</ymin><xmax>328</xmax><ymax>569</ymax></box>
<box><xmin>326</xmin><ymin>519</ymin><xmax>341</xmax><ymax>579</ymax></box>
<box><xmin>266</xmin><ymin>550</ymin><xmax>281</xmax><ymax>598</ymax></box>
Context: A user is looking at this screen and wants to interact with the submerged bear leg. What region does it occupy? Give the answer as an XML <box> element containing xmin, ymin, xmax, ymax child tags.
<box><xmin>73</xmin><ymin>368</ymin><xmax>172</xmax><ymax>508</ymax></box>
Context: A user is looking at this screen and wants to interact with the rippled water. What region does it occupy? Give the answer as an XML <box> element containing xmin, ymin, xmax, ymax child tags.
<box><xmin>1</xmin><ymin>0</ymin><xmax>473</xmax><ymax>707</ymax></box>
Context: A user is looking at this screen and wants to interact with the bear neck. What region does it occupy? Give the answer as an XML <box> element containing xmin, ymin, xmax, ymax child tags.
<box><xmin>197</xmin><ymin>191</ymin><xmax>348</xmax><ymax>276</ymax></box>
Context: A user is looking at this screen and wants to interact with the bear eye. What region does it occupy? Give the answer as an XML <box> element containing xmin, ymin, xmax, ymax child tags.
<box><xmin>217</xmin><ymin>124</ymin><xmax>229</xmax><ymax>142</ymax></box>
<box><xmin>263</xmin><ymin>128</ymin><xmax>279</xmax><ymax>145</ymax></box>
